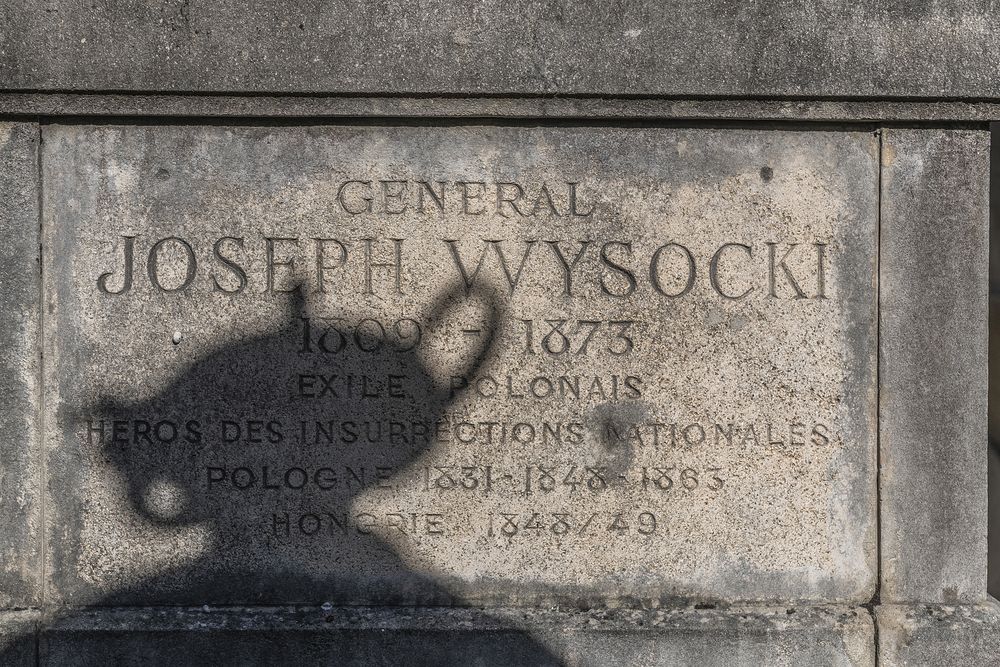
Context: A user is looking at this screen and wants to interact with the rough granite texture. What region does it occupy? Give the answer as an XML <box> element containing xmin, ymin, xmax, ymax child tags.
<box><xmin>1</xmin><ymin>1</ymin><xmax>1000</xmax><ymax>99</ymax></box>
<box><xmin>878</xmin><ymin>602</ymin><xmax>1000</xmax><ymax>666</ymax></box>
<box><xmin>0</xmin><ymin>611</ymin><xmax>38</xmax><ymax>666</ymax></box>
<box><xmin>0</xmin><ymin>123</ymin><xmax>40</xmax><ymax>608</ymax></box>
<box><xmin>35</xmin><ymin>605</ymin><xmax>874</xmax><ymax>666</ymax></box>
<box><xmin>41</xmin><ymin>124</ymin><xmax>877</xmax><ymax>607</ymax></box>
<box><xmin>879</xmin><ymin>129</ymin><xmax>990</xmax><ymax>604</ymax></box>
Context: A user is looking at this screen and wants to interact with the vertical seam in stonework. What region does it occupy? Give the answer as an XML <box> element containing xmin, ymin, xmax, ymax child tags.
<box><xmin>872</xmin><ymin>126</ymin><xmax>884</xmax><ymax>667</ymax></box>
<box><xmin>35</xmin><ymin>123</ymin><xmax>45</xmax><ymax>660</ymax></box>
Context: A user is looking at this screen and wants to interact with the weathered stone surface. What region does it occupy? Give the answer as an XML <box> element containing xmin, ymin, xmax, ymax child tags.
<box><xmin>42</xmin><ymin>124</ymin><xmax>877</xmax><ymax>606</ymax></box>
<box><xmin>990</xmin><ymin>438</ymin><xmax>1000</xmax><ymax>597</ymax></box>
<box><xmin>2</xmin><ymin>95</ymin><xmax>1000</xmax><ymax>123</ymax></box>
<box><xmin>37</xmin><ymin>605</ymin><xmax>873</xmax><ymax>666</ymax></box>
<box><xmin>877</xmin><ymin>602</ymin><xmax>1000</xmax><ymax>666</ymax></box>
<box><xmin>0</xmin><ymin>123</ymin><xmax>40</xmax><ymax>608</ymax></box>
<box><xmin>989</xmin><ymin>297</ymin><xmax>1000</xmax><ymax>598</ymax></box>
<box><xmin>0</xmin><ymin>611</ymin><xmax>39</xmax><ymax>666</ymax></box>
<box><xmin>2</xmin><ymin>1</ymin><xmax>1000</xmax><ymax>99</ymax></box>
<box><xmin>879</xmin><ymin>129</ymin><xmax>990</xmax><ymax>604</ymax></box>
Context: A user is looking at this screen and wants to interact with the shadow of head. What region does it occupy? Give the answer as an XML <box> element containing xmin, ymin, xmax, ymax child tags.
<box><xmin>94</xmin><ymin>282</ymin><xmax>501</xmax><ymax>533</ymax></box>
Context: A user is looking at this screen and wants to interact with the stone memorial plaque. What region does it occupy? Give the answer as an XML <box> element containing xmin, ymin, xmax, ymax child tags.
<box><xmin>43</xmin><ymin>125</ymin><xmax>877</xmax><ymax>606</ymax></box>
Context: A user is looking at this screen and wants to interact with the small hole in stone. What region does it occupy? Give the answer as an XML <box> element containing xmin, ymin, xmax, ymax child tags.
<box><xmin>760</xmin><ymin>166</ymin><xmax>774</xmax><ymax>182</ymax></box>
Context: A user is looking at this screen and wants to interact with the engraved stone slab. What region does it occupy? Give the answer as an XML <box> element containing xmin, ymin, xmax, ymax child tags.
<box><xmin>42</xmin><ymin>125</ymin><xmax>877</xmax><ymax>605</ymax></box>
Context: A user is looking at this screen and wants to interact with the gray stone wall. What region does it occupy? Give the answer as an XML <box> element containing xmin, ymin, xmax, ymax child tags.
<box><xmin>0</xmin><ymin>4</ymin><xmax>998</xmax><ymax>665</ymax></box>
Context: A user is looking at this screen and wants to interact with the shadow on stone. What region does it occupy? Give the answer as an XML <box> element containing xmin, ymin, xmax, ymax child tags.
<box><xmin>18</xmin><ymin>283</ymin><xmax>558</xmax><ymax>665</ymax></box>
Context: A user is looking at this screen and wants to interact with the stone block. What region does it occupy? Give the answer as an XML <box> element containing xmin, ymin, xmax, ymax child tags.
<box><xmin>0</xmin><ymin>610</ymin><xmax>39</xmax><ymax>666</ymax></box>
<box><xmin>2</xmin><ymin>2</ymin><xmax>1000</xmax><ymax>99</ymax></box>
<box><xmin>38</xmin><ymin>605</ymin><xmax>873</xmax><ymax>666</ymax></box>
<box><xmin>878</xmin><ymin>602</ymin><xmax>1000</xmax><ymax>666</ymax></box>
<box><xmin>0</xmin><ymin>123</ymin><xmax>41</xmax><ymax>608</ymax></box>
<box><xmin>42</xmin><ymin>124</ymin><xmax>877</xmax><ymax>606</ymax></box>
<box><xmin>879</xmin><ymin>129</ymin><xmax>991</xmax><ymax>603</ymax></box>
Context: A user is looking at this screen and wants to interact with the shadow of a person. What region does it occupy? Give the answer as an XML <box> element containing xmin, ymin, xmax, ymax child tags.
<box><xmin>20</xmin><ymin>283</ymin><xmax>560</xmax><ymax>665</ymax></box>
